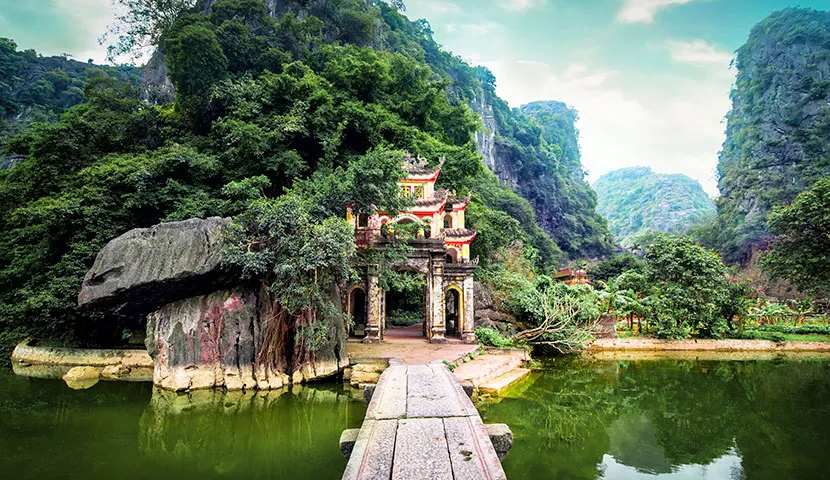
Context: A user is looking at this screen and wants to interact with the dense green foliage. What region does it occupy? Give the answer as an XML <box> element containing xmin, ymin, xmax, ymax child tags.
<box><xmin>714</xmin><ymin>8</ymin><xmax>830</xmax><ymax>263</ymax></box>
<box><xmin>760</xmin><ymin>177</ymin><xmax>830</xmax><ymax>296</ymax></box>
<box><xmin>642</xmin><ymin>235</ymin><xmax>741</xmax><ymax>338</ymax></box>
<box><xmin>0</xmin><ymin>0</ymin><xmax>587</xmax><ymax>355</ymax></box>
<box><xmin>589</xmin><ymin>253</ymin><xmax>646</xmax><ymax>284</ymax></box>
<box><xmin>597</xmin><ymin>235</ymin><xmax>751</xmax><ymax>339</ymax></box>
<box><xmin>474</xmin><ymin>327</ymin><xmax>513</xmax><ymax>348</ymax></box>
<box><xmin>0</xmin><ymin>38</ymin><xmax>139</xmax><ymax>145</ymax></box>
<box><xmin>221</xmin><ymin>149</ymin><xmax>409</xmax><ymax>367</ymax></box>
<box><xmin>593</xmin><ymin>167</ymin><xmax>715</xmax><ymax>246</ymax></box>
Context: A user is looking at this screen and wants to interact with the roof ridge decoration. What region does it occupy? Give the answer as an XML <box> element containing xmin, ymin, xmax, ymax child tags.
<box><xmin>402</xmin><ymin>153</ymin><xmax>446</xmax><ymax>176</ymax></box>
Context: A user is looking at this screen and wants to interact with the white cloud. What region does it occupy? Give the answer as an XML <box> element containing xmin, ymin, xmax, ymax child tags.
<box><xmin>667</xmin><ymin>40</ymin><xmax>734</xmax><ymax>66</ymax></box>
<box><xmin>423</xmin><ymin>1</ymin><xmax>462</xmax><ymax>15</ymax></box>
<box><xmin>499</xmin><ymin>0</ymin><xmax>547</xmax><ymax>11</ymax></box>
<box><xmin>446</xmin><ymin>20</ymin><xmax>506</xmax><ymax>36</ymax></box>
<box><xmin>51</xmin><ymin>0</ymin><xmax>115</xmax><ymax>63</ymax></box>
<box><xmin>617</xmin><ymin>0</ymin><xmax>694</xmax><ymax>24</ymax></box>
<box><xmin>479</xmin><ymin>58</ymin><xmax>734</xmax><ymax>195</ymax></box>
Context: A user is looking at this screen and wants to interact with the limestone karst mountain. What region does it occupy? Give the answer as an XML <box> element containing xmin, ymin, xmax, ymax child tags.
<box><xmin>593</xmin><ymin>167</ymin><xmax>715</xmax><ymax>246</ymax></box>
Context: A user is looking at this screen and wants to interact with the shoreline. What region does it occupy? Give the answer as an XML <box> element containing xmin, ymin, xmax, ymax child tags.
<box><xmin>586</xmin><ymin>337</ymin><xmax>830</xmax><ymax>361</ymax></box>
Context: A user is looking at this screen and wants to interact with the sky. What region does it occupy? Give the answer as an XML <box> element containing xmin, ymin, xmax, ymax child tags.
<box><xmin>0</xmin><ymin>0</ymin><xmax>827</xmax><ymax>195</ymax></box>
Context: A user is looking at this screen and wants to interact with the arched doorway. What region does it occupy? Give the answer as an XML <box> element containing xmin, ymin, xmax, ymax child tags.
<box><xmin>384</xmin><ymin>269</ymin><xmax>427</xmax><ymax>339</ymax></box>
<box><xmin>349</xmin><ymin>287</ymin><xmax>367</xmax><ymax>338</ymax></box>
<box><xmin>445</xmin><ymin>247</ymin><xmax>459</xmax><ymax>264</ymax></box>
<box><xmin>445</xmin><ymin>287</ymin><xmax>463</xmax><ymax>338</ymax></box>
<box><xmin>443</xmin><ymin>213</ymin><xmax>454</xmax><ymax>230</ymax></box>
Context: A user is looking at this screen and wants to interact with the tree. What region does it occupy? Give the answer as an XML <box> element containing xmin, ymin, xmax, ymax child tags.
<box><xmin>101</xmin><ymin>0</ymin><xmax>198</xmax><ymax>61</ymax></box>
<box><xmin>164</xmin><ymin>17</ymin><xmax>229</xmax><ymax>98</ymax></box>
<box><xmin>761</xmin><ymin>177</ymin><xmax>830</xmax><ymax>296</ymax></box>
<box><xmin>640</xmin><ymin>234</ymin><xmax>733</xmax><ymax>338</ymax></box>
<box><xmin>220</xmin><ymin>148</ymin><xmax>407</xmax><ymax>371</ymax></box>
<box><xmin>589</xmin><ymin>253</ymin><xmax>646</xmax><ymax>283</ymax></box>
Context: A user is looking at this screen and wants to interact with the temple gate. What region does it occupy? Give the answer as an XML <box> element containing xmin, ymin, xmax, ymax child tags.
<box><xmin>345</xmin><ymin>155</ymin><xmax>478</xmax><ymax>344</ymax></box>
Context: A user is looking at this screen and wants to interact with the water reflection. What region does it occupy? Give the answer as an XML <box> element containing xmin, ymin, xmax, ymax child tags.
<box><xmin>600</xmin><ymin>450</ymin><xmax>743</xmax><ymax>480</ymax></box>
<box><xmin>0</xmin><ymin>369</ymin><xmax>367</xmax><ymax>480</ymax></box>
<box><xmin>137</xmin><ymin>384</ymin><xmax>367</xmax><ymax>479</ymax></box>
<box><xmin>479</xmin><ymin>357</ymin><xmax>830</xmax><ymax>480</ymax></box>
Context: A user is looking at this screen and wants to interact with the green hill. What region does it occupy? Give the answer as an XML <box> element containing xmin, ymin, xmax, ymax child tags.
<box><xmin>593</xmin><ymin>167</ymin><xmax>715</xmax><ymax>246</ymax></box>
<box><xmin>0</xmin><ymin>38</ymin><xmax>139</xmax><ymax>147</ymax></box>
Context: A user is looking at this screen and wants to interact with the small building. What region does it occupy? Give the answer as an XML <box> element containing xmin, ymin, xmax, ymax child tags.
<box><xmin>555</xmin><ymin>268</ymin><xmax>590</xmax><ymax>286</ymax></box>
<box><xmin>344</xmin><ymin>155</ymin><xmax>478</xmax><ymax>344</ymax></box>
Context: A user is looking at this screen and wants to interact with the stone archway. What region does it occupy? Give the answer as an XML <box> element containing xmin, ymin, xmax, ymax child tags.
<box><xmin>348</xmin><ymin>286</ymin><xmax>367</xmax><ymax>338</ymax></box>
<box><xmin>383</xmin><ymin>268</ymin><xmax>427</xmax><ymax>339</ymax></box>
<box><xmin>445</xmin><ymin>286</ymin><xmax>463</xmax><ymax>338</ymax></box>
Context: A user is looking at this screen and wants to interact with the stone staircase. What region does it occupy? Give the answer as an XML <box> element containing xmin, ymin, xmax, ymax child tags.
<box><xmin>453</xmin><ymin>350</ymin><xmax>529</xmax><ymax>395</ymax></box>
<box><xmin>478</xmin><ymin>368</ymin><xmax>531</xmax><ymax>395</ymax></box>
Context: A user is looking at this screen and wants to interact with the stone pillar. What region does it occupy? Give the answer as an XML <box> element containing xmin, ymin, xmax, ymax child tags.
<box><xmin>461</xmin><ymin>275</ymin><xmax>477</xmax><ymax>344</ymax></box>
<box><xmin>430</xmin><ymin>258</ymin><xmax>447</xmax><ymax>343</ymax></box>
<box><xmin>364</xmin><ymin>273</ymin><xmax>382</xmax><ymax>343</ymax></box>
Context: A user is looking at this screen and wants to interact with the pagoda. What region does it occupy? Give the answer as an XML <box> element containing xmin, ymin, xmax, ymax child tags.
<box><xmin>344</xmin><ymin>155</ymin><xmax>478</xmax><ymax>344</ymax></box>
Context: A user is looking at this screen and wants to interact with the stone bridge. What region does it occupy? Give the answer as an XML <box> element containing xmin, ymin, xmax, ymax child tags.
<box><xmin>339</xmin><ymin>362</ymin><xmax>512</xmax><ymax>479</ymax></box>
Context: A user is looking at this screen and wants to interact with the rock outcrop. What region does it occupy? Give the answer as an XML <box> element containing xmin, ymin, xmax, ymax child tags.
<box><xmin>0</xmin><ymin>154</ymin><xmax>24</xmax><ymax>170</ymax></box>
<box><xmin>78</xmin><ymin>217</ymin><xmax>232</xmax><ymax>315</ymax></box>
<box><xmin>716</xmin><ymin>8</ymin><xmax>830</xmax><ymax>262</ymax></box>
<box><xmin>82</xmin><ymin>217</ymin><xmax>346</xmax><ymax>391</ymax></box>
<box><xmin>147</xmin><ymin>287</ymin><xmax>291</xmax><ymax>391</ymax></box>
<box><xmin>473</xmin><ymin>282</ymin><xmax>517</xmax><ymax>336</ymax></box>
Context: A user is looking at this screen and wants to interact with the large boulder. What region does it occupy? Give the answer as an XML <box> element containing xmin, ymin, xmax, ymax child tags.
<box><xmin>475</xmin><ymin>308</ymin><xmax>518</xmax><ymax>336</ymax></box>
<box><xmin>81</xmin><ymin>216</ymin><xmax>347</xmax><ymax>391</ymax></box>
<box><xmin>147</xmin><ymin>287</ymin><xmax>290</xmax><ymax>391</ymax></box>
<box><xmin>147</xmin><ymin>284</ymin><xmax>347</xmax><ymax>391</ymax></box>
<box><xmin>78</xmin><ymin>217</ymin><xmax>233</xmax><ymax>314</ymax></box>
<box><xmin>473</xmin><ymin>281</ymin><xmax>494</xmax><ymax>310</ymax></box>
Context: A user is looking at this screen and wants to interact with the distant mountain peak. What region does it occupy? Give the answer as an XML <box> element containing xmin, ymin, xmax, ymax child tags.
<box><xmin>593</xmin><ymin>167</ymin><xmax>715</xmax><ymax>246</ymax></box>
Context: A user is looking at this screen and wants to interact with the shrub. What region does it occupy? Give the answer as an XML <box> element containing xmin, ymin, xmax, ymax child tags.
<box><xmin>387</xmin><ymin>310</ymin><xmax>421</xmax><ymax>327</ymax></box>
<box><xmin>643</xmin><ymin>234</ymin><xmax>733</xmax><ymax>339</ymax></box>
<box><xmin>475</xmin><ymin>327</ymin><xmax>512</xmax><ymax>348</ymax></box>
<box><xmin>730</xmin><ymin>329</ymin><xmax>787</xmax><ymax>343</ymax></box>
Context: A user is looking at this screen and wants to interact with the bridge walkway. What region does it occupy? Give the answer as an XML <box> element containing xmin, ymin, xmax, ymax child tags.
<box><xmin>342</xmin><ymin>363</ymin><xmax>507</xmax><ymax>480</ymax></box>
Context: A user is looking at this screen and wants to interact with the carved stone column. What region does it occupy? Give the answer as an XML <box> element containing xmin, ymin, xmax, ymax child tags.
<box><xmin>430</xmin><ymin>257</ymin><xmax>447</xmax><ymax>343</ymax></box>
<box><xmin>461</xmin><ymin>275</ymin><xmax>477</xmax><ymax>344</ymax></box>
<box><xmin>363</xmin><ymin>272</ymin><xmax>382</xmax><ymax>343</ymax></box>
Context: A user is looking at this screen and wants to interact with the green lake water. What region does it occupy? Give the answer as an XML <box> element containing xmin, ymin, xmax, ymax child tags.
<box><xmin>0</xmin><ymin>369</ymin><xmax>367</xmax><ymax>480</ymax></box>
<box><xmin>2</xmin><ymin>358</ymin><xmax>830</xmax><ymax>479</ymax></box>
<box><xmin>479</xmin><ymin>357</ymin><xmax>830</xmax><ymax>480</ymax></box>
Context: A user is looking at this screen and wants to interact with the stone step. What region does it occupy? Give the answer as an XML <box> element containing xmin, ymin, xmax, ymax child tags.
<box><xmin>455</xmin><ymin>353</ymin><xmax>524</xmax><ymax>388</ymax></box>
<box><xmin>478</xmin><ymin>356</ymin><xmax>523</xmax><ymax>386</ymax></box>
<box><xmin>478</xmin><ymin>368</ymin><xmax>532</xmax><ymax>396</ymax></box>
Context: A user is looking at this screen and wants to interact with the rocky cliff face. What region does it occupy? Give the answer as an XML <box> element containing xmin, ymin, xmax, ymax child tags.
<box><xmin>717</xmin><ymin>8</ymin><xmax>830</xmax><ymax>262</ymax></box>
<box><xmin>472</xmin><ymin>92</ymin><xmax>498</xmax><ymax>174</ymax></box>
<box><xmin>0</xmin><ymin>154</ymin><xmax>24</xmax><ymax>170</ymax></box>
<box><xmin>593</xmin><ymin>167</ymin><xmax>715</xmax><ymax>246</ymax></box>
<box><xmin>469</xmin><ymin>96</ymin><xmax>613</xmax><ymax>258</ymax></box>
